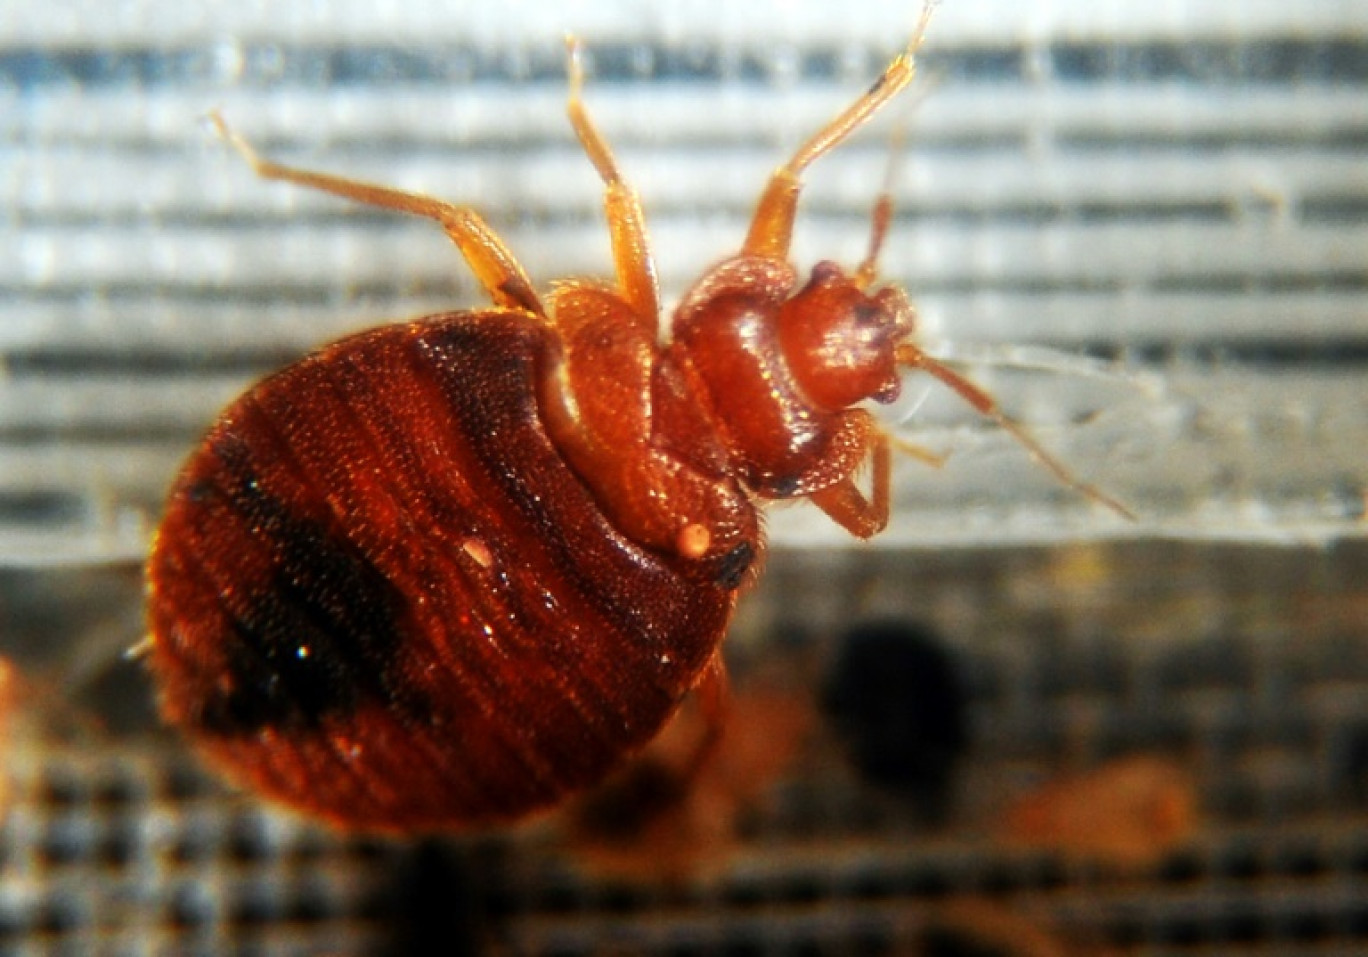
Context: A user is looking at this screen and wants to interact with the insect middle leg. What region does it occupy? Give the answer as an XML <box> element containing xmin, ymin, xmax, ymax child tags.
<box><xmin>207</xmin><ymin>112</ymin><xmax>546</xmax><ymax>317</ymax></box>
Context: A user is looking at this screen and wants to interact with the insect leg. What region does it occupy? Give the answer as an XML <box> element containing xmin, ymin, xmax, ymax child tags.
<box><xmin>563</xmin><ymin>37</ymin><xmax>660</xmax><ymax>329</ymax></box>
<box><xmin>742</xmin><ymin>3</ymin><xmax>933</xmax><ymax>262</ymax></box>
<box><xmin>206</xmin><ymin>112</ymin><xmax>546</xmax><ymax>317</ymax></box>
<box><xmin>680</xmin><ymin>652</ymin><xmax>730</xmax><ymax>782</ymax></box>
<box><xmin>806</xmin><ymin>428</ymin><xmax>892</xmax><ymax>539</ymax></box>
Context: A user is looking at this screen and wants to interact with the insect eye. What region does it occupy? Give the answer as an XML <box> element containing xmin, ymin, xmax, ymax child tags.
<box><xmin>853</xmin><ymin>303</ymin><xmax>881</xmax><ymax>326</ymax></box>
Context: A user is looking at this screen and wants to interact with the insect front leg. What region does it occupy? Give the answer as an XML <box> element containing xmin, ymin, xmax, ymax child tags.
<box><xmin>207</xmin><ymin>113</ymin><xmax>546</xmax><ymax>317</ymax></box>
<box><xmin>806</xmin><ymin>427</ymin><xmax>892</xmax><ymax>539</ymax></box>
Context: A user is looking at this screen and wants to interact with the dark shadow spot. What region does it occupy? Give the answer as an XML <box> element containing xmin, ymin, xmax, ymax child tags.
<box><xmin>821</xmin><ymin>621</ymin><xmax>968</xmax><ymax>819</ymax></box>
<box><xmin>372</xmin><ymin>840</ymin><xmax>502</xmax><ymax>957</ymax></box>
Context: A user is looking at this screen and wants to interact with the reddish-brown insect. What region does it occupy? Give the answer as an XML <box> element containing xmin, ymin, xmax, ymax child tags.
<box><xmin>146</xmin><ymin>11</ymin><xmax>1124</xmax><ymax>832</ymax></box>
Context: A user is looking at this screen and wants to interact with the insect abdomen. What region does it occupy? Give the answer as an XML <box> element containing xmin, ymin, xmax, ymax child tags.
<box><xmin>147</xmin><ymin>311</ymin><xmax>740</xmax><ymax>830</ymax></box>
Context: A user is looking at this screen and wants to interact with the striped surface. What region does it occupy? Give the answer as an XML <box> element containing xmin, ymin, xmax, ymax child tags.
<box><xmin>4</xmin><ymin>2</ymin><xmax>1367</xmax><ymax>562</ymax></box>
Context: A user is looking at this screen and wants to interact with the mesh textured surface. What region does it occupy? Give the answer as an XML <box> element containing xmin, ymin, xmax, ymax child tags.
<box><xmin>4</xmin><ymin>542</ymin><xmax>1368</xmax><ymax>955</ymax></box>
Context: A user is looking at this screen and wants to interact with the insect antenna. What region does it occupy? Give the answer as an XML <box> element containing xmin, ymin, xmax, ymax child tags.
<box><xmin>896</xmin><ymin>343</ymin><xmax>1136</xmax><ymax>520</ymax></box>
<box><xmin>854</xmin><ymin>110</ymin><xmax>910</xmax><ymax>290</ymax></box>
<box><xmin>854</xmin><ymin>71</ymin><xmax>944</xmax><ymax>290</ymax></box>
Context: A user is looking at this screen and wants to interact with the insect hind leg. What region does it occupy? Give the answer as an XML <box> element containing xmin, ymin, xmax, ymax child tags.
<box><xmin>206</xmin><ymin>111</ymin><xmax>545</xmax><ymax>317</ymax></box>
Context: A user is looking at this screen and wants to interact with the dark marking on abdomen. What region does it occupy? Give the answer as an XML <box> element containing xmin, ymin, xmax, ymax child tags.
<box><xmin>188</xmin><ymin>431</ymin><xmax>426</xmax><ymax>737</ymax></box>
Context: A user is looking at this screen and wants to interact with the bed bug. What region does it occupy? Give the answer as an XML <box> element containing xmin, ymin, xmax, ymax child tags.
<box><xmin>146</xmin><ymin>9</ymin><xmax>1127</xmax><ymax>832</ymax></box>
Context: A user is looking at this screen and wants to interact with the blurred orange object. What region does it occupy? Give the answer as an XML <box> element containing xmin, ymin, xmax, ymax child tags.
<box><xmin>926</xmin><ymin>899</ymin><xmax>1132</xmax><ymax>957</ymax></box>
<box><xmin>0</xmin><ymin>657</ymin><xmax>14</xmax><ymax>817</ymax></box>
<box><xmin>998</xmin><ymin>755</ymin><xmax>1196</xmax><ymax>869</ymax></box>
<box><xmin>559</xmin><ymin>683</ymin><xmax>813</xmax><ymax>882</ymax></box>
